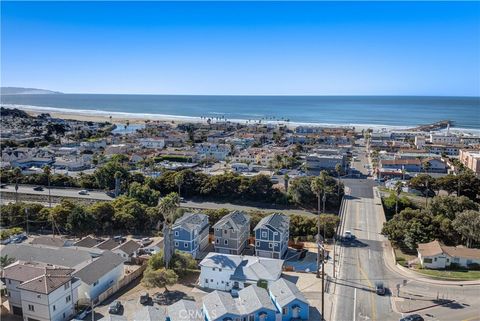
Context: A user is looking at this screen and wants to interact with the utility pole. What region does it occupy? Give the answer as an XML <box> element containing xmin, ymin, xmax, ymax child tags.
<box><xmin>316</xmin><ymin>193</ymin><xmax>321</xmax><ymax>278</ymax></box>
<box><xmin>321</xmin><ymin>242</ymin><xmax>325</xmax><ymax>321</ymax></box>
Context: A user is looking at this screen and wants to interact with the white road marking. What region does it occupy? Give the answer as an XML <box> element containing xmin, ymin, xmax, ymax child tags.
<box><xmin>354</xmin><ymin>288</ymin><xmax>357</xmax><ymax>321</ymax></box>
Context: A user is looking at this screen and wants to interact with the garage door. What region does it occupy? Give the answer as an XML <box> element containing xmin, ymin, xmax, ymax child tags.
<box><xmin>12</xmin><ymin>305</ymin><xmax>23</xmax><ymax>316</ymax></box>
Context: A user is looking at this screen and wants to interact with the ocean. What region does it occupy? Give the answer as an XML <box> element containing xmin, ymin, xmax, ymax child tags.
<box><xmin>1</xmin><ymin>94</ymin><xmax>479</xmax><ymax>131</ymax></box>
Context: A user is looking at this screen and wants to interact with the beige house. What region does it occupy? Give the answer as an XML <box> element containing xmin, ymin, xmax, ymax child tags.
<box><xmin>417</xmin><ymin>240</ymin><xmax>480</xmax><ymax>269</ymax></box>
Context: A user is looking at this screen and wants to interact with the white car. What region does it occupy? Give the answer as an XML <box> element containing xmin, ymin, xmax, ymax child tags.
<box><xmin>78</xmin><ymin>190</ymin><xmax>89</xmax><ymax>195</ymax></box>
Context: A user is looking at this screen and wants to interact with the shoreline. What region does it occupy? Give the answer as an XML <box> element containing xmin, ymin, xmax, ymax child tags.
<box><xmin>3</xmin><ymin>103</ymin><xmax>479</xmax><ymax>134</ymax></box>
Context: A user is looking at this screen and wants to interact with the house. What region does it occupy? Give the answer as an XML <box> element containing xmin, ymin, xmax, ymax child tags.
<box><xmin>74</xmin><ymin>236</ymin><xmax>103</xmax><ymax>248</ymax></box>
<box><xmin>305</xmin><ymin>153</ymin><xmax>345</xmax><ymax>175</ymax></box>
<box><xmin>133</xmin><ymin>306</ymin><xmax>167</xmax><ymax>321</ymax></box>
<box><xmin>104</xmin><ymin>144</ymin><xmax>129</xmax><ymax>155</ymax></box>
<box><xmin>167</xmin><ymin>299</ymin><xmax>203</xmax><ymax>321</ymax></box>
<box><xmin>1</xmin><ymin>261</ymin><xmax>79</xmax><ymax>321</ymax></box>
<box><xmin>417</xmin><ymin>240</ymin><xmax>480</xmax><ymax>269</ymax></box>
<box><xmin>31</xmin><ymin>236</ymin><xmax>72</xmax><ymax>248</ymax></box>
<box><xmin>173</xmin><ymin>212</ymin><xmax>210</xmax><ymax>259</ymax></box>
<box><xmin>429</xmin><ymin>134</ymin><xmax>460</xmax><ymax>145</ymax></box>
<box><xmin>1</xmin><ymin>244</ymin><xmax>125</xmax><ymax>305</ymax></box>
<box><xmin>459</xmin><ymin>149</ymin><xmax>480</xmax><ymax>174</ymax></box>
<box><xmin>269</xmin><ymin>278</ymin><xmax>309</xmax><ymax>321</ymax></box>
<box><xmin>95</xmin><ymin>239</ymin><xmax>122</xmax><ymax>251</ymax></box>
<box><xmin>213</xmin><ymin>211</ymin><xmax>251</xmax><ymax>255</ymax></box>
<box><xmin>112</xmin><ymin>240</ymin><xmax>142</xmax><ymax>261</ymax></box>
<box><xmin>199</xmin><ymin>253</ymin><xmax>284</xmax><ymax>292</ymax></box>
<box><xmin>72</xmin><ymin>251</ymin><xmax>126</xmax><ymax>304</ymax></box>
<box><xmin>195</xmin><ymin>143</ymin><xmax>231</xmax><ymax>161</ymax></box>
<box><xmin>254</xmin><ymin>213</ymin><xmax>290</xmax><ymax>259</ymax></box>
<box><xmin>138</xmin><ymin>138</ymin><xmax>165</xmax><ymax>149</ymax></box>
<box><xmin>202</xmin><ymin>285</ymin><xmax>279</xmax><ymax>321</ymax></box>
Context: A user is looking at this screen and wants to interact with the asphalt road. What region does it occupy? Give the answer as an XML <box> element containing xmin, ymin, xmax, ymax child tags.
<box><xmin>0</xmin><ymin>184</ymin><xmax>113</xmax><ymax>201</ymax></box>
<box><xmin>333</xmin><ymin>180</ymin><xmax>398</xmax><ymax>321</ymax></box>
<box><xmin>332</xmin><ymin>145</ymin><xmax>480</xmax><ymax>321</ymax></box>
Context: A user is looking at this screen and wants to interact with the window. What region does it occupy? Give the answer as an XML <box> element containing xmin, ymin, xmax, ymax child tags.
<box><xmin>53</xmin><ymin>305</ymin><xmax>56</xmax><ymax>311</ymax></box>
<box><xmin>216</xmin><ymin>239</ymin><xmax>219</xmax><ymax>244</ymax></box>
<box><xmin>184</xmin><ymin>242</ymin><xmax>188</xmax><ymax>248</ymax></box>
<box><xmin>269</xmin><ymin>243</ymin><xmax>273</xmax><ymax>249</ymax></box>
<box><xmin>262</xmin><ymin>231</ymin><xmax>267</xmax><ymax>238</ymax></box>
<box><xmin>175</xmin><ymin>231</ymin><xmax>179</xmax><ymax>236</ymax></box>
<box><xmin>205</xmin><ymin>279</ymin><xmax>209</xmax><ymax>283</ymax></box>
<box><xmin>64</xmin><ymin>283</ymin><xmax>70</xmax><ymax>290</ymax></box>
<box><xmin>434</xmin><ymin>258</ymin><xmax>437</xmax><ymax>262</ymax></box>
<box><xmin>424</xmin><ymin>258</ymin><xmax>433</xmax><ymax>263</ymax></box>
<box><xmin>224</xmin><ymin>229</ymin><xmax>228</xmax><ymax>234</ymax></box>
<box><xmin>8</xmin><ymin>280</ymin><xmax>11</xmax><ymax>284</ymax></box>
<box><xmin>93</xmin><ymin>280</ymin><xmax>99</xmax><ymax>286</ymax></box>
<box><xmin>453</xmin><ymin>258</ymin><xmax>460</xmax><ymax>263</ymax></box>
<box><xmin>37</xmin><ymin>294</ymin><xmax>41</xmax><ymax>299</ymax></box>
<box><xmin>274</xmin><ymin>232</ymin><xmax>278</xmax><ymax>236</ymax></box>
<box><xmin>282</xmin><ymin>307</ymin><xmax>288</xmax><ymax>314</ymax></box>
<box><xmin>28</xmin><ymin>305</ymin><xmax>34</xmax><ymax>312</ymax></box>
<box><xmin>224</xmin><ymin>239</ymin><xmax>228</xmax><ymax>245</ymax></box>
<box><xmin>219</xmin><ymin>268</ymin><xmax>222</xmax><ymax>272</ymax></box>
<box><xmin>213</xmin><ymin>268</ymin><xmax>216</xmax><ymax>271</ymax></box>
<box><xmin>175</xmin><ymin>242</ymin><xmax>179</xmax><ymax>247</ymax></box>
<box><xmin>256</xmin><ymin>241</ymin><xmax>260</xmax><ymax>247</ymax></box>
<box><xmin>249</xmin><ymin>315</ymin><xmax>255</xmax><ymax>321</ymax></box>
<box><xmin>66</xmin><ymin>295</ymin><xmax>71</xmax><ymax>303</ymax></box>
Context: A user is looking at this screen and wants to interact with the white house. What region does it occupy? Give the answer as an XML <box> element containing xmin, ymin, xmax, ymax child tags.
<box><xmin>195</xmin><ymin>143</ymin><xmax>231</xmax><ymax>161</ymax></box>
<box><xmin>417</xmin><ymin>240</ymin><xmax>480</xmax><ymax>269</ymax></box>
<box><xmin>429</xmin><ymin>134</ymin><xmax>460</xmax><ymax>145</ymax></box>
<box><xmin>2</xmin><ymin>261</ymin><xmax>80</xmax><ymax>321</ymax></box>
<box><xmin>199</xmin><ymin>253</ymin><xmax>284</xmax><ymax>292</ymax></box>
<box><xmin>138</xmin><ymin>138</ymin><xmax>165</xmax><ymax>150</ymax></box>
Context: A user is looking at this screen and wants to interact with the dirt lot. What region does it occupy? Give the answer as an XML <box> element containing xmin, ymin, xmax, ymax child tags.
<box><xmin>92</xmin><ymin>271</ymin><xmax>206</xmax><ymax>320</ymax></box>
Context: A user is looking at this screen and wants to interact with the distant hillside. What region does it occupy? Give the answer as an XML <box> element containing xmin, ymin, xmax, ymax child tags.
<box><xmin>1</xmin><ymin>87</ymin><xmax>63</xmax><ymax>95</ymax></box>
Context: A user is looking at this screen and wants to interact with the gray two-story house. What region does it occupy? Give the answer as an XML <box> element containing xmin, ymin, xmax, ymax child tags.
<box><xmin>213</xmin><ymin>211</ymin><xmax>251</xmax><ymax>255</ymax></box>
<box><xmin>172</xmin><ymin>212</ymin><xmax>209</xmax><ymax>259</ymax></box>
<box><xmin>254</xmin><ymin>213</ymin><xmax>290</xmax><ymax>259</ymax></box>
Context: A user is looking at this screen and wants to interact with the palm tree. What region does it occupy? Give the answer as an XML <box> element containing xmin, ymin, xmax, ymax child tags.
<box><xmin>43</xmin><ymin>165</ymin><xmax>52</xmax><ymax>207</ymax></box>
<box><xmin>114</xmin><ymin>171</ymin><xmax>122</xmax><ymax>197</ymax></box>
<box><xmin>394</xmin><ymin>181</ymin><xmax>403</xmax><ymax>214</ymax></box>
<box><xmin>174</xmin><ymin>172</ymin><xmax>184</xmax><ymax>199</ymax></box>
<box><xmin>335</xmin><ymin>163</ymin><xmax>342</xmax><ymax>196</ymax></box>
<box><xmin>423</xmin><ymin>160</ymin><xmax>431</xmax><ymax>174</ymax></box>
<box><xmin>13</xmin><ymin>167</ymin><xmax>21</xmax><ymax>203</ymax></box>
<box><xmin>0</xmin><ymin>255</ymin><xmax>16</xmax><ymax>268</ymax></box>
<box><xmin>158</xmin><ymin>192</ymin><xmax>180</xmax><ymax>268</ymax></box>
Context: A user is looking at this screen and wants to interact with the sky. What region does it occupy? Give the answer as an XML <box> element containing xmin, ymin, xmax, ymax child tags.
<box><xmin>1</xmin><ymin>1</ymin><xmax>479</xmax><ymax>96</ymax></box>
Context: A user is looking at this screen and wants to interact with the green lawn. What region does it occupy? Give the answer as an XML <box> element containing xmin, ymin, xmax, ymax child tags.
<box><xmin>414</xmin><ymin>268</ymin><xmax>480</xmax><ymax>281</ymax></box>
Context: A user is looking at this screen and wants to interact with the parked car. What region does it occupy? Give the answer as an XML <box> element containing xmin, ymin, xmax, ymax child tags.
<box><xmin>139</xmin><ymin>292</ymin><xmax>150</xmax><ymax>305</ymax></box>
<box><xmin>74</xmin><ymin>306</ymin><xmax>92</xmax><ymax>320</ymax></box>
<box><xmin>113</xmin><ymin>235</ymin><xmax>126</xmax><ymax>243</ymax></box>
<box><xmin>399</xmin><ymin>314</ymin><xmax>424</xmax><ymax>321</ymax></box>
<box><xmin>33</xmin><ymin>186</ymin><xmax>44</xmax><ymax>191</ymax></box>
<box><xmin>375</xmin><ymin>282</ymin><xmax>386</xmax><ymax>295</ymax></box>
<box><xmin>78</xmin><ymin>190</ymin><xmax>89</xmax><ymax>195</ymax></box>
<box><xmin>0</xmin><ymin>184</ymin><xmax>7</xmax><ymax>189</ymax></box>
<box><xmin>140</xmin><ymin>237</ymin><xmax>152</xmax><ymax>246</ymax></box>
<box><xmin>1</xmin><ymin>238</ymin><xmax>12</xmax><ymax>245</ymax></box>
<box><xmin>344</xmin><ymin>231</ymin><xmax>354</xmax><ymax>240</ymax></box>
<box><xmin>11</xmin><ymin>234</ymin><xmax>27</xmax><ymax>244</ymax></box>
<box><xmin>108</xmin><ymin>301</ymin><xmax>123</xmax><ymax>315</ymax></box>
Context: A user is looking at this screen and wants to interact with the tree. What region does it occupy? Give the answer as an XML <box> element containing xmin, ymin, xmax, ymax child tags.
<box><xmin>283</xmin><ymin>174</ymin><xmax>290</xmax><ymax>192</ymax></box>
<box><xmin>394</xmin><ymin>181</ymin><xmax>403</xmax><ymax>215</ymax></box>
<box><xmin>0</xmin><ymin>255</ymin><xmax>16</xmax><ymax>268</ymax></box>
<box><xmin>158</xmin><ymin>193</ymin><xmax>180</xmax><ymax>268</ymax></box>
<box><xmin>112</xmin><ymin>196</ymin><xmax>148</xmax><ymax>232</ymax></box>
<box><xmin>142</xmin><ymin>268</ymin><xmax>178</xmax><ymax>292</ymax></box>
<box><xmin>171</xmin><ymin>251</ymin><xmax>197</xmax><ymax>277</ymax></box>
<box><xmin>435</xmin><ymin>175</ymin><xmax>458</xmax><ymax>195</ymax></box>
<box><xmin>66</xmin><ymin>206</ymin><xmax>96</xmax><ymax>236</ymax></box>
<box><xmin>409</xmin><ymin>174</ymin><xmax>435</xmax><ymax>207</ymax></box>
<box><xmin>422</xmin><ymin>160</ymin><xmax>431</xmax><ymax>173</ymax></box>
<box><xmin>87</xmin><ymin>202</ymin><xmax>115</xmax><ymax>233</ymax></box>
<box><xmin>335</xmin><ymin>164</ymin><xmax>342</xmax><ymax>196</ymax></box>
<box><xmin>174</xmin><ymin>172</ymin><xmax>184</xmax><ymax>198</ymax></box>
<box><xmin>311</xmin><ymin>176</ymin><xmax>326</xmax><ymax>216</ymax></box>
<box><xmin>452</xmin><ymin>210</ymin><xmax>480</xmax><ymax>248</ymax></box>
<box><xmin>128</xmin><ymin>182</ymin><xmax>160</xmax><ymax>206</ymax></box>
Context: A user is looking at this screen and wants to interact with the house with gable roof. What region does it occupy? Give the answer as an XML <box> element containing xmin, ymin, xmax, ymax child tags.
<box><xmin>254</xmin><ymin>213</ymin><xmax>290</xmax><ymax>259</ymax></box>
<box><xmin>213</xmin><ymin>211</ymin><xmax>251</xmax><ymax>255</ymax></box>
<box><xmin>173</xmin><ymin>212</ymin><xmax>210</xmax><ymax>259</ymax></box>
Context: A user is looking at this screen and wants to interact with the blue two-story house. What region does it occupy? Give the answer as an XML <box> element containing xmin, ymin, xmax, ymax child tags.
<box><xmin>269</xmin><ymin>278</ymin><xmax>310</xmax><ymax>321</ymax></box>
<box><xmin>172</xmin><ymin>212</ymin><xmax>209</xmax><ymax>259</ymax></box>
<box><xmin>254</xmin><ymin>213</ymin><xmax>290</xmax><ymax>259</ymax></box>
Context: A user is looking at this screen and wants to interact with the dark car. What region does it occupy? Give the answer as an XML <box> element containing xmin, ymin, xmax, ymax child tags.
<box><xmin>139</xmin><ymin>292</ymin><xmax>150</xmax><ymax>305</ymax></box>
<box><xmin>399</xmin><ymin>314</ymin><xmax>424</xmax><ymax>321</ymax></box>
<box><xmin>0</xmin><ymin>184</ymin><xmax>7</xmax><ymax>189</ymax></box>
<box><xmin>33</xmin><ymin>186</ymin><xmax>44</xmax><ymax>191</ymax></box>
<box><xmin>108</xmin><ymin>301</ymin><xmax>123</xmax><ymax>315</ymax></box>
<box><xmin>375</xmin><ymin>282</ymin><xmax>386</xmax><ymax>295</ymax></box>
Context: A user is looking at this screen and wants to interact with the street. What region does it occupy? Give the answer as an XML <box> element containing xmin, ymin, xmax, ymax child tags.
<box><xmin>0</xmin><ymin>184</ymin><xmax>113</xmax><ymax>201</ymax></box>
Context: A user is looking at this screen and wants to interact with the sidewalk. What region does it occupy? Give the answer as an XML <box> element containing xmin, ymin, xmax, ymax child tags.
<box><xmin>392</xmin><ymin>289</ymin><xmax>453</xmax><ymax>314</ymax></box>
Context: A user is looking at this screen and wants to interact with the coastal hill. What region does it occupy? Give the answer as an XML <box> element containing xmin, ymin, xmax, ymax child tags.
<box><xmin>1</xmin><ymin>87</ymin><xmax>62</xmax><ymax>95</ymax></box>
